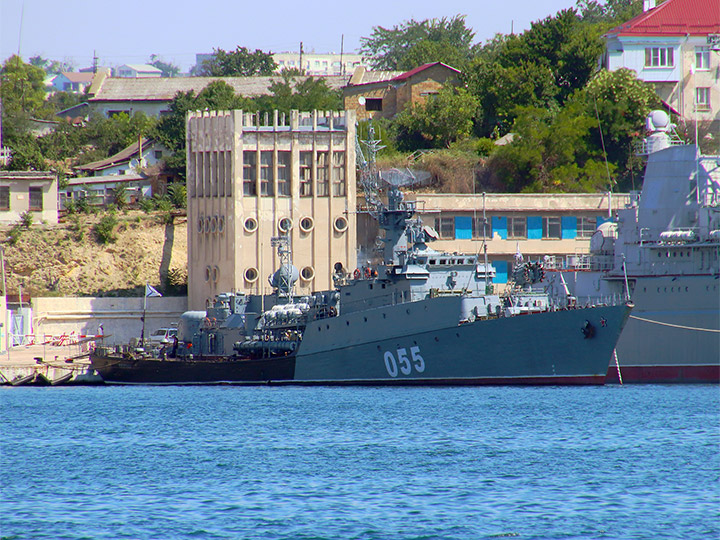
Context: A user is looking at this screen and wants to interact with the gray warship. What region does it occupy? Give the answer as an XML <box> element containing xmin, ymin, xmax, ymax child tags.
<box><xmin>91</xmin><ymin>126</ymin><xmax>632</xmax><ymax>385</ymax></box>
<box><xmin>539</xmin><ymin>111</ymin><xmax>720</xmax><ymax>383</ymax></box>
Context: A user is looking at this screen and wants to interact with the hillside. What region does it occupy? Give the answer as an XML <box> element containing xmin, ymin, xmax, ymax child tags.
<box><xmin>1</xmin><ymin>210</ymin><xmax>188</xmax><ymax>298</ymax></box>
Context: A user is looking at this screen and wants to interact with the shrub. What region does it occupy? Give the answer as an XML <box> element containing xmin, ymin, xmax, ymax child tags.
<box><xmin>94</xmin><ymin>214</ymin><xmax>118</xmax><ymax>244</ymax></box>
<box><xmin>20</xmin><ymin>211</ymin><xmax>33</xmax><ymax>228</ymax></box>
<box><xmin>138</xmin><ymin>197</ymin><xmax>156</xmax><ymax>213</ymax></box>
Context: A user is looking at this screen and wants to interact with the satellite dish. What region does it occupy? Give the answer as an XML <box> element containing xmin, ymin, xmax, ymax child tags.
<box><xmin>358</xmin><ymin>96</ymin><xmax>366</xmax><ymax>106</ymax></box>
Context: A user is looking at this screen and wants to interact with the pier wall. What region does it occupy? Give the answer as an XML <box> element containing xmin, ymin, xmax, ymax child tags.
<box><xmin>29</xmin><ymin>296</ymin><xmax>188</xmax><ymax>346</ymax></box>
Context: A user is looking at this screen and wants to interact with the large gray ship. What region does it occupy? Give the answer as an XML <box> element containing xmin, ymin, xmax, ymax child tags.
<box><xmin>91</xmin><ymin>127</ymin><xmax>631</xmax><ymax>385</ymax></box>
<box><xmin>541</xmin><ymin>111</ymin><xmax>720</xmax><ymax>383</ymax></box>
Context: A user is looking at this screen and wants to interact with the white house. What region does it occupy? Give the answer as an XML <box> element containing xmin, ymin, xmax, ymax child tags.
<box><xmin>117</xmin><ymin>64</ymin><xmax>163</xmax><ymax>78</ymax></box>
<box><xmin>603</xmin><ymin>0</ymin><xmax>720</xmax><ymax>127</ymax></box>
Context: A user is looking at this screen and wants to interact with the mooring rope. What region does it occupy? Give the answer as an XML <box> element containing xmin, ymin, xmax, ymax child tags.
<box><xmin>629</xmin><ymin>315</ymin><xmax>720</xmax><ymax>333</ymax></box>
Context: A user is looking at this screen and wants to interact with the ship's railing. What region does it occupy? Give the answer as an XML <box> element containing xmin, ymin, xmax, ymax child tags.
<box><xmin>634</xmin><ymin>137</ymin><xmax>685</xmax><ymax>156</ymax></box>
<box><xmin>543</xmin><ymin>254</ymin><xmax>613</xmax><ymax>272</ymax></box>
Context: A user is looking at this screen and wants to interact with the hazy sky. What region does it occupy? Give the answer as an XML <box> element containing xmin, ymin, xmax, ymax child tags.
<box><xmin>1</xmin><ymin>0</ymin><xmax>579</xmax><ymax>71</ymax></box>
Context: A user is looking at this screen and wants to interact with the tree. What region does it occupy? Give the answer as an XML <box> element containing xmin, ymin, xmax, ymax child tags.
<box><xmin>1</xmin><ymin>55</ymin><xmax>49</xmax><ymax>117</ymax></box>
<box><xmin>486</xmin><ymin>102</ymin><xmax>612</xmax><ymax>193</ymax></box>
<box><xmin>151</xmin><ymin>80</ymin><xmax>253</xmax><ymax>178</ymax></box>
<box><xmin>464</xmin><ymin>8</ymin><xmax>604</xmax><ymax>137</ymax></box>
<box><xmin>196</xmin><ymin>47</ymin><xmax>277</xmax><ymax>76</ymax></box>
<box><xmin>360</xmin><ymin>16</ymin><xmax>475</xmax><ymax>70</ymax></box>
<box><xmin>149</xmin><ymin>55</ymin><xmax>180</xmax><ymax>78</ymax></box>
<box><xmin>254</xmin><ymin>73</ymin><xmax>342</xmax><ymax>116</ymax></box>
<box><xmin>579</xmin><ymin>68</ymin><xmax>662</xmax><ymax>189</ymax></box>
<box><xmin>29</xmin><ymin>55</ymin><xmax>74</xmax><ymax>74</ymax></box>
<box><xmin>393</xmin><ymin>86</ymin><xmax>479</xmax><ymax>150</ymax></box>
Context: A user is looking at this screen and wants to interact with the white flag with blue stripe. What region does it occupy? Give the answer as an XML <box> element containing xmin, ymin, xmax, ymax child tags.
<box><xmin>145</xmin><ymin>284</ymin><xmax>162</xmax><ymax>297</ymax></box>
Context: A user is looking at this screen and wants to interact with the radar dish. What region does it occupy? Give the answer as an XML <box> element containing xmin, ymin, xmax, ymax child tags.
<box><xmin>647</xmin><ymin>110</ymin><xmax>670</xmax><ymax>132</ymax></box>
<box><xmin>380</xmin><ymin>168</ymin><xmax>431</xmax><ymax>187</ymax></box>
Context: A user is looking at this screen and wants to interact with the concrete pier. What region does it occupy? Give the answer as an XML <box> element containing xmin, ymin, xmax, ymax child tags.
<box><xmin>0</xmin><ymin>343</ymin><xmax>103</xmax><ymax>386</ymax></box>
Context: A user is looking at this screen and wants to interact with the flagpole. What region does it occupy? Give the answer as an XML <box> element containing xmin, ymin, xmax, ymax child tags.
<box><xmin>141</xmin><ymin>284</ymin><xmax>147</xmax><ymax>346</ymax></box>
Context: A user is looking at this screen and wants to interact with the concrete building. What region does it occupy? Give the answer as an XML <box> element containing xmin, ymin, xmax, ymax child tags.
<box><xmin>603</xmin><ymin>0</ymin><xmax>720</xmax><ymax>128</ymax></box>
<box><xmin>0</xmin><ymin>171</ymin><xmax>58</xmax><ymax>225</ymax></box>
<box><xmin>358</xmin><ymin>192</ymin><xmax>630</xmax><ymax>286</ymax></box>
<box><xmin>186</xmin><ymin>109</ymin><xmax>356</xmax><ymax>310</ymax></box>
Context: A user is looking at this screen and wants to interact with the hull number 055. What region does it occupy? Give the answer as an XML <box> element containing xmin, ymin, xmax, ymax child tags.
<box><xmin>383</xmin><ymin>346</ymin><xmax>425</xmax><ymax>377</ymax></box>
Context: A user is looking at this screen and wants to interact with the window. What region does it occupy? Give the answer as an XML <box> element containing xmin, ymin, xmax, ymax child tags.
<box><xmin>542</xmin><ymin>217</ymin><xmax>561</xmax><ymax>239</ymax></box>
<box><xmin>299</xmin><ymin>152</ymin><xmax>313</xmax><ymax>197</ymax></box>
<box><xmin>243</xmin><ymin>151</ymin><xmax>257</xmax><ymax>196</ymax></box>
<box><xmin>316</xmin><ymin>151</ymin><xmax>329</xmax><ymax>197</ymax></box>
<box><xmin>435</xmin><ymin>217</ymin><xmax>455</xmax><ymax>239</ymax></box>
<box><xmin>508</xmin><ymin>217</ymin><xmax>527</xmax><ymax>239</ymax></box>
<box><xmin>365</xmin><ymin>98</ymin><xmax>383</xmax><ymax>111</ymax></box>
<box><xmin>154</xmin><ymin>150</ymin><xmax>163</xmax><ymax>159</ymax></box>
<box><xmin>696</xmin><ymin>46</ymin><xmax>710</xmax><ymax>71</ymax></box>
<box><xmin>260</xmin><ymin>151</ymin><xmax>274</xmax><ymax>196</ymax></box>
<box><xmin>277</xmin><ymin>152</ymin><xmax>290</xmax><ymax>196</ymax></box>
<box><xmin>29</xmin><ymin>186</ymin><xmax>43</xmax><ymax>211</ymax></box>
<box><xmin>644</xmin><ymin>47</ymin><xmax>674</xmax><ymax>68</ymax></box>
<box><xmin>471</xmin><ymin>217</ymin><xmax>492</xmax><ymax>238</ymax></box>
<box><xmin>577</xmin><ymin>217</ymin><xmax>597</xmax><ymax>238</ymax></box>
<box><xmin>332</xmin><ymin>151</ymin><xmax>346</xmax><ymax>197</ymax></box>
<box><xmin>696</xmin><ymin>87</ymin><xmax>711</xmax><ymax>110</ymax></box>
<box><xmin>0</xmin><ymin>186</ymin><xmax>9</xmax><ymax>210</ymax></box>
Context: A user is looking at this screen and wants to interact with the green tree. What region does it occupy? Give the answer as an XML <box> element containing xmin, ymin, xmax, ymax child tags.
<box><xmin>579</xmin><ymin>68</ymin><xmax>661</xmax><ymax>188</ymax></box>
<box><xmin>464</xmin><ymin>8</ymin><xmax>604</xmax><ymax>137</ymax></box>
<box><xmin>197</xmin><ymin>47</ymin><xmax>277</xmax><ymax>76</ymax></box>
<box><xmin>360</xmin><ymin>16</ymin><xmax>475</xmax><ymax>70</ymax></box>
<box><xmin>149</xmin><ymin>54</ymin><xmax>180</xmax><ymax>77</ymax></box>
<box><xmin>29</xmin><ymin>55</ymin><xmax>74</xmax><ymax>74</ymax></box>
<box><xmin>254</xmin><ymin>73</ymin><xmax>342</xmax><ymax>116</ymax></box>
<box><xmin>151</xmin><ymin>80</ymin><xmax>253</xmax><ymax>178</ymax></box>
<box><xmin>393</xmin><ymin>86</ymin><xmax>479</xmax><ymax>150</ymax></box>
<box><xmin>487</xmin><ymin>102</ymin><xmax>612</xmax><ymax>193</ymax></box>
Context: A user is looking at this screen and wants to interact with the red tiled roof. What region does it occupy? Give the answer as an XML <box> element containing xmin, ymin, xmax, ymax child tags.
<box><xmin>607</xmin><ymin>0</ymin><xmax>720</xmax><ymax>37</ymax></box>
<box><xmin>61</xmin><ymin>72</ymin><xmax>95</xmax><ymax>83</ymax></box>
<box><xmin>389</xmin><ymin>62</ymin><xmax>461</xmax><ymax>82</ymax></box>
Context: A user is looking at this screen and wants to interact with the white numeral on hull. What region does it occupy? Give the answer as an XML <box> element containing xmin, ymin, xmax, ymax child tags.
<box><xmin>384</xmin><ymin>345</ymin><xmax>425</xmax><ymax>377</ymax></box>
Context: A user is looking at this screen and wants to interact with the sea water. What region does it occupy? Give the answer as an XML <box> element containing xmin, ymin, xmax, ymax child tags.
<box><xmin>1</xmin><ymin>385</ymin><xmax>718</xmax><ymax>540</ymax></box>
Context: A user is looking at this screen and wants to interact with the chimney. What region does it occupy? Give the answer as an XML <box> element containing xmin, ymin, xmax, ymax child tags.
<box><xmin>643</xmin><ymin>0</ymin><xmax>656</xmax><ymax>11</ymax></box>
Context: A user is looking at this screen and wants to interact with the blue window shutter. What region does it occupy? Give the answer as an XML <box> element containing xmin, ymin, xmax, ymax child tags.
<box><xmin>493</xmin><ymin>260</ymin><xmax>508</xmax><ymax>284</ymax></box>
<box><xmin>527</xmin><ymin>216</ymin><xmax>542</xmax><ymax>239</ymax></box>
<box><xmin>492</xmin><ymin>217</ymin><xmax>507</xmax><ymax>239</ymax></box>
<box><xmin>455</xmin><ymin>216</ymin><xmax>472</xmax><ymax>240</ymax></box>
<box><xmin>562</xmin><ymin>216</ymin><xmax>577</xmax><ymax>239</ymax></box>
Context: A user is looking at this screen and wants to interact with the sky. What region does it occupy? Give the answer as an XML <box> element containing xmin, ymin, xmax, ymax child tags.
<box><xmin>1</xmin><ymin>0</ymin><xmax>580</xmax><ymax>72</ymax></box>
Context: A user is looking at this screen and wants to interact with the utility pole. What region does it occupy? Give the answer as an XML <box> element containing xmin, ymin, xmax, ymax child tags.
<box><xmin>340</xmin><ymin>34</ymin><xmax>344</xmax><ymax>76</ymax></box>
<box><xmin>299</xmin><ymin>42</ymin><xmax>304</xmax><ymax>75</ymax></box>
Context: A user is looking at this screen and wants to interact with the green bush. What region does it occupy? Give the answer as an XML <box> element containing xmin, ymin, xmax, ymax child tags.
<box><xmin>94</xmin><ymin>213</ymin><xmax>118</xmax><ymax>244</ymax></box>
<box><xmin>20</xmin><ymin>211</ymin><xmax>33</xmax><ymax>228</ymax></box>
<box><xmin>7</xmin><ymin>225</ymin><xmax>22</xmax><ymax>245</ymax></box>
<box><xmin>138</xmin><ymin>197</ymin><xmax>156</xmax><ymax>213</ymax></box>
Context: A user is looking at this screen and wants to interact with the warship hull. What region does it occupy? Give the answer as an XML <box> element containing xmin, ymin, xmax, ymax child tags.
<box><xmin>91</xmin><ymin>301</ymin><xmax>630</xmax><ymax>385</ymax></box>
<box><xmin>555</xmin><ymin>272</ymin><xmax>719</xmax><ymax>384</ymax></box>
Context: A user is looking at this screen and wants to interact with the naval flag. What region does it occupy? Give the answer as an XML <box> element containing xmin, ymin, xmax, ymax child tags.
<box><xmin>145</xmin><ymin>284</ymin><xmax>162</xmax><ymax>297</ymax></box>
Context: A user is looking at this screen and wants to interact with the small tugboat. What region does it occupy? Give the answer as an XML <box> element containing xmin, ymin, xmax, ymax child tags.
<box><xmin>91</xmin><ymin>126</ymin><xmax>632</xmax><ymax>385</ymax></box>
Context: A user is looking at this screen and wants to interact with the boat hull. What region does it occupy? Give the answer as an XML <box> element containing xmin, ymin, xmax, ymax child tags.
<box><xmin>91</xmin><ymin>302</ymin><xmax>630</xmax><ymax>385</ymax></box>
<box><xmin>552</xmin><ymin>272</ymin><xmax>720</xmax><ymax>384</ymax></box>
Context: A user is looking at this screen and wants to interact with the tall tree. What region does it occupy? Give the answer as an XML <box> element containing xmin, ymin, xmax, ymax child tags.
<box><xmin>254</xmin><ymin>73</ymin><xmax>342</xmax><ymax>116</ymax></box>
<box><xmin>360</xmin><ymin>16</ymin><xmax>475</xmax><ymax>70</ymax></box>
<box><xmin>151</xmin><ymin>80</ymin><xmax>254</xmax><ymax>178</ymax></box>
<box><xmin>149</xmin><ymin>55</ymin><xmax>181</xmax><ymax>78</ymax></box>
<box><xmin>197</xmin><ymin>47</ymin><xmax>277</xmax><ymax>76</ymax></box>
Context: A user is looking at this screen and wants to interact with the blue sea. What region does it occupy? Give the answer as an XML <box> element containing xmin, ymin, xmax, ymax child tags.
<box><xmin>1</xmin><ymin>385</ymin><xmax>718</xmax><ymax>540</ymax></box>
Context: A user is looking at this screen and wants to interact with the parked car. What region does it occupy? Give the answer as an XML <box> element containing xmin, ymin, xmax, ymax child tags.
<box><xmin>147</xmin><ymin>327</ymin><xmax>178</xmax><ymax>345</ymax></box>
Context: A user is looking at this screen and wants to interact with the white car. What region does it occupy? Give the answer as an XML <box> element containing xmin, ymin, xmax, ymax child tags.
<box><xmin>147</xmin><ymin>327</ymin><xmax>178</xmax><ymax>345</ymax></box>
